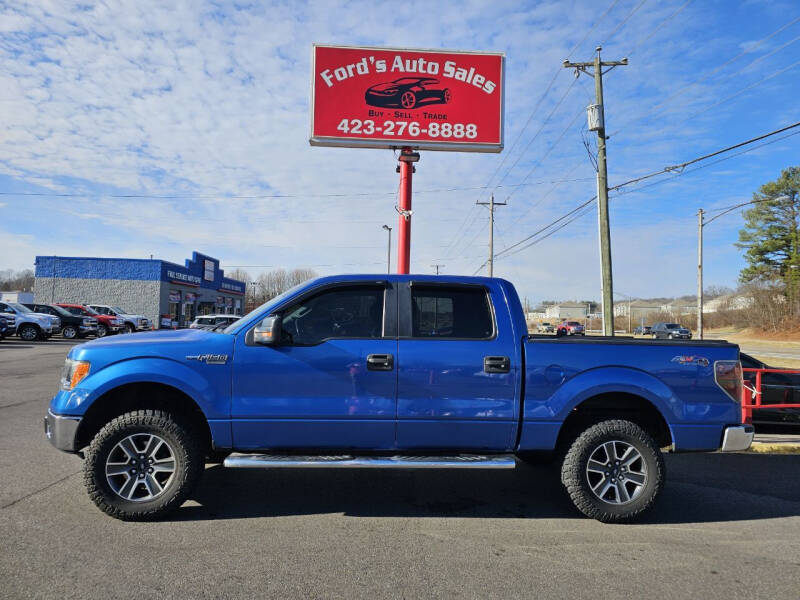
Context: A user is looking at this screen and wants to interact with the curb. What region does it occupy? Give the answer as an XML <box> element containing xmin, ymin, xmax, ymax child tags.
<box><xmin>747</xmin><ymin>442</ymin><xmax>800</xmax><ymax>454</ymax></box>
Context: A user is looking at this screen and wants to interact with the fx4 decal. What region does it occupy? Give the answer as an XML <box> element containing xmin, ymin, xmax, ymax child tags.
<box><xmin>186</xmin><ymin>354</ymin><xmax>228</xmax><ymax>365</ymax></box>
<box><xmin>671</xmin><ymin>355</ymin><xmax>710</xmax><ymax>367</ymax></box>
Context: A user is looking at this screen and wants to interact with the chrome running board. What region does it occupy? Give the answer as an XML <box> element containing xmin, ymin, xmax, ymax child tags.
<box><xmin>223</xmin><ymin>453</ymin><xmax>516</xmax><ymax>469</ymax></box>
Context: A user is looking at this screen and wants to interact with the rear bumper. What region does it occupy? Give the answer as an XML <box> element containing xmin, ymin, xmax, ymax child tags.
<box><xmin>44</xmin><ymin>410</ymin><xmax>81</xmax><ymax>453</ymax></box>
<box><xmin>720</xmin><ymin>425</ymin><xmax>754</xmax><ymax>452</ymax></box>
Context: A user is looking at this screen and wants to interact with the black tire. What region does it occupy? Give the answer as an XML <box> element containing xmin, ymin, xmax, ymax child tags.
<box><xmin>97</xmin><ymin>323</ymin><xmax>108</xmax><ymax>337</ymax></box>
<box><xmin>62</xmin><ymin>325</ymin><xmax>78</xmax><ymax>339</ymax></box>
<box><xmin>83</xmin><ymin>409</ymin><xmax>204</xmax><ymax>521</ymax></box>
<box><xmin>560</xmin><ymin>419</ymin><xmax>664</xmax><ymax>523</ymax></box>
<box><xmin>18</xmin><ymin>324</ymin><xmax>38</xmax><ymax>341</ymax></box>
<box><xmin>124</xmin><ymin>323</ymin><xmax>135</xmax><ymax>334</ymax></box>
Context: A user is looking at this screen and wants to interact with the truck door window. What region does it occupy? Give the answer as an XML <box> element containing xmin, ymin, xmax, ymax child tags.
<box><xmin>281</xmin><ymin>286</ymin><xmax>384</xmax><ymax>345</ymax></box>
<box><xmin>411</xmin><ymin>286</ymin><xmax>493</xmax><ymax>339</ymax></box>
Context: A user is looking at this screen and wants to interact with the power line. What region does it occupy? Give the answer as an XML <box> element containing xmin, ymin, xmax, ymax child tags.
<box><xmin>442</xmin><ymin>0</ymin><xmax>622</xmax><ymax>258</ymax></box>
<box><xmin>482</xmin><ymin>121</ymin><xmax>800</xmax><ymax>268</ymax></box>
<box><xmin>610</xmin><ymin>14</ymin><xmax>800</xmax><ymax>137</ymax></box>
<box><xmin>601</xmin><ymin>0</ymin><xmax>648</xmax><ymax>45</ymax></box>
<box><xmin>503</xmin><ymin>108</ymin><xmax>585</xmax><ymax>203</ymax></box>
<box><xmin>0</xmin><ymin>177</ymin><xmax>597</xmax><ymax>201</ymax></box>
<box><xmin>612</xmin><ymin>128</ymin><xmax>800</xmax><ymax>197</ymax></box>
<box><xmin>608</xmin><ymin>120</ymin><xmax>800</xmax><ymax>192</ymax></box>
<box><xmin>625</xmin><ymin>0</ymin><xmax>693</xmax><ymax>56</ymax></box>
<box><xmin>493</xmin><ymin>79</ymin><xmax>579</xmax><ymax>194</ymax></box>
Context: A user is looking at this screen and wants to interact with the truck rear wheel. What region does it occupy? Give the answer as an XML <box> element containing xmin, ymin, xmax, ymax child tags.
<box><xmin>560</xmin><ymin>419</ymin><xmax>664</xmax><ymax>523</ymax></box>
<box><xmin>83</xmin><ymin>409</ymin><xmax>204</xmax><ymax>521</ymax></box>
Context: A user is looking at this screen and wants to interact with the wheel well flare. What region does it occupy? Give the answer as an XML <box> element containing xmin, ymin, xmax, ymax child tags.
<box><xmin>557</xmin><ymin>393</ymin><xmax>673</xmax><ymax>450</ymax></box>
<box><xmin>75</xmin><ymin>382</ymin><xmax>212</xmax><ymax>452</ymax></box>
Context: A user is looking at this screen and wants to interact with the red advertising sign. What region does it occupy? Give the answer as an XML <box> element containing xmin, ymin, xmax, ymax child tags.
<box><xmin>310</xmin><ymin>45</ymin><xmax>504</xmax><ymax>152</ymax></box>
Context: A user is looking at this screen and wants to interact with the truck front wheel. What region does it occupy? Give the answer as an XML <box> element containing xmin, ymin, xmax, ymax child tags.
<box><xmin>560</xmin><ymin>419</ymin><xmax>664</xmax><ymax>523</ymax></box>
<box><xmin>83</xmin><ymin>409</ymin><xmax>204</xmax><ymax>521</ymax></box>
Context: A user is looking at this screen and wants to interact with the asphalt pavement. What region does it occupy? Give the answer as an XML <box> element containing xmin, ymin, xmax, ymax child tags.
<box><xmin>1</xmin><ymin>337</ymin><xmax>799</xmax><ymax>599</ymax></box>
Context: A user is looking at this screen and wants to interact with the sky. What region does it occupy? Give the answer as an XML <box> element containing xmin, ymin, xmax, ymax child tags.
<box><xmin>1</xmin><ymin>0</ymin><xmax>799</xmax><ymax>304</ymax></box>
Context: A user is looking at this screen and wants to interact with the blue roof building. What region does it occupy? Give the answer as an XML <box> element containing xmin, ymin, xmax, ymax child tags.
<box><xmin>34</xmin><ymin>251</ymin><xmax>246</xmax><ymax>328</ymax></box>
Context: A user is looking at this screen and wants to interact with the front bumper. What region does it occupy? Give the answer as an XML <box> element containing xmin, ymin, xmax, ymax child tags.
<box><xmin>720</xmin><ymin>425</ymin><xmax>754</xmax><ymax>452</ymax></box>
<box><xmin>44</xmin><ymin>410</ymin><xmax>81</xmax><ymax>453</ymax></box>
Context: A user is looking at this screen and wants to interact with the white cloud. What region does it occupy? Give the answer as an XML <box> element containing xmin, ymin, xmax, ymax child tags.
<box><xmin>0</xmin><ymin>0</ymin><xmax>798</xmax><ymax>302</ymax></box>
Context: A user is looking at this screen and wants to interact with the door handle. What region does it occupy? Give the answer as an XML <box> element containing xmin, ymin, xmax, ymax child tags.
<box><xmin>484</xmin><ymin>356</ymin><xmax>510</xmax><ymax>373</ymax></box>
<box><xmin>367</xmin><ymin>353</ymin><xmax>394</xmax><ymax>371</ymax></box>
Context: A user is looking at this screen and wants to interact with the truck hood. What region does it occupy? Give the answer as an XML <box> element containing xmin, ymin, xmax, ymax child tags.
<box><xmin>68</xmin><ymin>328</ymin><xmax>234</xmax><ymax>366</ymax></box>
<box><xmin>118</xmin><ymin>312</ymin><xmax>146</xmax><ymax>320</ymax></box>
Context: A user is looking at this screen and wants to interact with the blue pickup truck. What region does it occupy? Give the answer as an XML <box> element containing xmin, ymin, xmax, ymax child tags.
<box><xmin>45</xmin><ymin>274</ymin><xmax>752</xmax><ymax>522</ymax></box>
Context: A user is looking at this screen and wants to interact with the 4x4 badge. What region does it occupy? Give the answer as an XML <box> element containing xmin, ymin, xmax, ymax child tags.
<box><xmin>186</xmin><ymin>354</ymin><xmax>228</xmax><ymax>365</ymax></box>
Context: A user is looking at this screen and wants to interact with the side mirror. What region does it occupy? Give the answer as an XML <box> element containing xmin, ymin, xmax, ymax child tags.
<box><xmin>253</xmin><ymin>315</ymin><xmax>281</xmax><ymax>345</ymax></box>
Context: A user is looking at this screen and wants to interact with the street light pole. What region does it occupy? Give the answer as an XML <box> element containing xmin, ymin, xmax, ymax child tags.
<box><xmin>382</xmin><ymin>225</ymin><xmax>392</xmax><ymax>275</ymax></box>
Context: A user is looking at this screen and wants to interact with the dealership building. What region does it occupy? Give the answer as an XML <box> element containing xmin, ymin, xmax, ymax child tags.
<box><xmin>34</xmin><ymin>251</ymin><xmax>246</xmax><ymax>328</ymax></box>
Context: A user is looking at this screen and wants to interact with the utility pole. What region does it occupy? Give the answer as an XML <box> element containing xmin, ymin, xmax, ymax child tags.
<box><xmin>697</xmin><ymin>208</ymin><xmax>704</xmax><ymax>340</ymax></box>
<box><xmin>564</xmin><ymin>47</ymin><xmax>628</xmax><ymax>336</ymax></box>
<box><xmin>430</xmin><ymin>264</ymin><xmax>444</xmax><ymax>275</ymax></box>
<box><xmin>476</xmin><ymin>194</ymin><xmax>507</xmax><ymax>277</ymax></box>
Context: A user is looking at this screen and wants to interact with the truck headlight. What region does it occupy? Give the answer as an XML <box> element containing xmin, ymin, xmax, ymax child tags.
<box><xmin>61</xmin><ymin>359</ymin><xmax>91</xmax><ymax>390</ymax></box>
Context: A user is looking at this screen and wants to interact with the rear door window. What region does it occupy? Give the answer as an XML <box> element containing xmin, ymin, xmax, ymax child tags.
<box><xmin>410</xmin><ymin>286</ymin><xmax>493</xmax><ymax>339</ymax></box>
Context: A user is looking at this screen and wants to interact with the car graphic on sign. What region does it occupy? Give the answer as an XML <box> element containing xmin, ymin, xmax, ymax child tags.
<box><xmin>364</xmin><ymin>77</ymin><xmax>452</xmax><ymax>109</ymax></box>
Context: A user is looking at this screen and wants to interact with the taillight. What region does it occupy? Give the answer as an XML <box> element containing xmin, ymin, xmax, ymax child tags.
<box><xmin>714</xmin><ymin>360</ymin><xmax>742</xmax><ymax>402</ymax></box>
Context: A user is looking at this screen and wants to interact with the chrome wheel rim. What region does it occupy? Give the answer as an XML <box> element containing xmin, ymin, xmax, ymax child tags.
<box><xmin>20</xmin><ymin>326</ymin><xmax>36</xmax><ymax>341</ymax></box>
<box><xmin>97</xmin><ymin>326</ymin><xmax>106</xmax><ymax>337</ymax></box>
<box><xmin>105</xmin><ymin>433</ymin><xmax>176</xmax><ymax>502</ymax></box>
<box><xmin>585</xmin><ymin>440</ymin><xmax>647</xmax><ymax>505</ymax></box>
<box><xmin>63</xmin><ymin>327</ymin><xmax>76</xmax><ymax>339</ymax></box>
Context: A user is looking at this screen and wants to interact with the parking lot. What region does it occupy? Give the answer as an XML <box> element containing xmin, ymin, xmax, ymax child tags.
<box><xmin>1</xmin><ymin>338</ymin><xmax>799</xmax><ymax>599</ymax></box>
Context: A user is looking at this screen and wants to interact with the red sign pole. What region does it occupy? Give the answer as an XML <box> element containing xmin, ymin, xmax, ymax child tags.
<box><xmin>396</xmin><ymin>147</ymin><xmax>418</xmax><ymax>274</ymax></box>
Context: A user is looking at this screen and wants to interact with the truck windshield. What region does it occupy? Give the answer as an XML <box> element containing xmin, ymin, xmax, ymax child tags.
<box><xmin>47</xmin><ymin>305</ymin><xmax>71</xmax><ymax>317</ymax></box>
<box><xmin>8</xmin><ymin>303</ymin><xmax>32</xmax><ymax>313</ymax></box>
<box><xmin>111</xmin><ymin>307</ymin><xmax>127</xmax><ymax>314</ymax></box>
<box><xmin>223</xmin><ymin>281</ymin><xmax>309</xmax><ymax>334</ymax></box>
<box><xmin>666</xmin><ymin>324</ymin><xmax>680</xmax><ymax>329</ymax></box>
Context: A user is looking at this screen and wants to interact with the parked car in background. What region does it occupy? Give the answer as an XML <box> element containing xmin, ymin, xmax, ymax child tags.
<box><xmin>557</xmin><ymin>320</ymin><xmax>585</xmax><ymax>336</ymax></box>
<box><xmin>0</xmin><ymin>301</ymin><xmax>54</xmax><ymax>341</ymax></box>
<box><xmin>537</xmin><ymin>322</ymin><xmax>555</xmax><ymax>333</ymax></box>
<box><xmin>651</xmin><ymin>323</ymin><xmax>692</xmax><ymax>340</ymax></box>
<box><xmin>25</xmin><ymin>303</ymin><xmax>98</xmax><ymax>339</ymax></box>
<box><xmin>189</xmin><ymin>314</ymin><xmax>241</xmax><ymax>331</ymax></box>
<box><xmin>740</xmin><ymin>353</ymin><xmax>800</xmax><ymax>427</ymax></box>
<box><xmin>57</xmin><ymin>304</ymin><xmax>122</xmax><ymax>338</ymax></box>
<box><xmin>634</xmin><ymin>326</ymin><xmax>652</xmax><ymax>335</ymax></box>
<box><xmin>87</xmin><ymin>305</ymin><xmax>150</xmax><ymax>334</ymax></box>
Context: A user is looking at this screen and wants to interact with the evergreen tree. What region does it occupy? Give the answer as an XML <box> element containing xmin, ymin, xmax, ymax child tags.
<box><xmin>736</xmin><ymin>167</ymin><xmax>800</xmax><ymax>299</ymax></box>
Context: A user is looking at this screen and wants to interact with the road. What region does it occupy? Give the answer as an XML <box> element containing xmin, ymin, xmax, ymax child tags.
<box><xmin>1</xmin><ymin>337</ymin><xmax>799</xmax><ymax>599</ymax></box>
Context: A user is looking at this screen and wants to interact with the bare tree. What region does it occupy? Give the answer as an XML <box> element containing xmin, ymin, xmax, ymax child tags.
<box><xmin>251</xmin><ymin>268</ymin><xmax>318</xmax><ymax>305</ymax></box>
<box><xmin>0</xmin><ymin>269</ymin><xmax>35</xmax><ymax>292</ymax></box>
